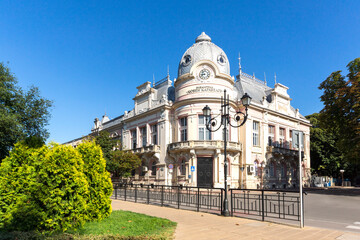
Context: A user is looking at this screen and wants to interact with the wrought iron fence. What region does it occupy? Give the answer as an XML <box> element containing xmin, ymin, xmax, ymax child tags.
<box><xmin>112</xmin><ymin>183</ymin><xmax>305</xmax><ymax>226</ymax></box>
<box><xmin>230</xmin><ymin>189</ymin><xmax>305</xmax><ymax>222</ymax></box>
<box><xmin>112</xmin><ymin>183</ymin><xmax>223</xmax><ymax>213</ymax></box>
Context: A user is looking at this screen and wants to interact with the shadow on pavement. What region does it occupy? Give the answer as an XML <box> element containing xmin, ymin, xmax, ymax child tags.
<box><xmin>304</xmin><ymin>187</ymin><xmax>360</xmax><ymax>196</ymax></box>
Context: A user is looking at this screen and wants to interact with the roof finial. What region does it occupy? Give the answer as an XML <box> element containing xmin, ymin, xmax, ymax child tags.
<box><xmin>153</xmin><ymin>74</ymin><xmax>155</xmax><ymax>87</ymax></box>
<box><xmin>274</xmin><ymin>72</ymin><xmax>277</xmax><ymax>85</ymax></box>
<box><xmin>238</xmin><ymin>52</ymin><xmax>242</xmax><ymax>73</ymax></box>
<box><xmin>264</xmin><ymin>72</ymin><xmax>267</xmax><ymax>85</ymax></box>
<box><xmin>167</xmin><ymin>65</ymin><xmax>170</xmax><ymax>80</ymax></box>
<box><xmin>253</xmin><ymin>72</ymin><xmax>255</xmax><ymax>79</ymax></box>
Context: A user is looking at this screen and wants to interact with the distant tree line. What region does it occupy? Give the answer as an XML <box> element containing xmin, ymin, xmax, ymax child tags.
<box><xmin>306</xmin><ymin>57</ymin><xmax>360</xmax><ymax>184</ymax></box>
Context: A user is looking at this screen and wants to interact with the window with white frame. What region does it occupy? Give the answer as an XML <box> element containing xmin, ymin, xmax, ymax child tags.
<box><xmin>279</xmin><ymin>127</ymin><xmax>285</xmax><ymax>148</ymax></box>
<box><xmin>140</xmin><ymin>126</ymin><xmax>147</xmax><ymax>147</ymax></box>
<box><xmin>253</xmin><ymin>121</ymin><xmax>260</xmax><ymax>146</ymax></box>
<box><xmin>268</xmin><ymin>125</ymin><xmax>275</xmax><ymax>146</ymax></box>
<box><xmin>151</xmin><ymin>124</ymin><xmax>158</xmax><ymax>145</ymax></box>
<box><xmin>179</xmin><ymin>117</ymin><xmax>187</xmax><ymax>141</ymax></box>
<box><xmin>131</xmin><ymin>130</ymin><xmax>137</xmax><ymax>149</ymax></box>
<box><xmin>198</xmin><ymin>115</ymin><xmax>211</xmax><ymax>140</ymax></box>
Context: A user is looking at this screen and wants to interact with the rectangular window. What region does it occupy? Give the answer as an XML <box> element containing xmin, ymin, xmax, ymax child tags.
<box><xmin>289</xmin><ymin>130</ymin><xmax>293</xmax><ymax>149</ymax></box>
<box><xmin>151</xmin><ymin>124</ymin><xmax>158</xmax><ymax>145</ymax></box>
<box><xmin>180</xmin><ymin>117</ymin><xmax>187</xmax><ymax>142</ymax></box>
<box><xmin>131</xmin><ymin>130</ymin><xmax>137</xmax><ymax>149</ymax></box>
<box><xmin>198</xmin><ymin>115</ymin><xmax>211</xmax><ymax>140</ymax></box>
<box><xmin>268</xmin><ymin>125</ymin><xmax>275</xmax><ymax>146</ymax></box>
<box><xmin>253</xmin><ymin>121</ymin><xmax>260</xmax><ymax>146</ymax></box>
<box><xmin>140</xmin><ymin>126</ymin><xmax>147</xmax><ymax>147</ymax></box>
<box><xmin>279</xmin><ymin>127</ymin><xmax>285</xmax><ymax>148</ymax></box>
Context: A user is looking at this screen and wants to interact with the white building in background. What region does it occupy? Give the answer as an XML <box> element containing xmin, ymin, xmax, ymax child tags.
<box><xmin>66</xmin><ymin>32</ymin><xmax>311</xmax><ymax>189</ymax></box>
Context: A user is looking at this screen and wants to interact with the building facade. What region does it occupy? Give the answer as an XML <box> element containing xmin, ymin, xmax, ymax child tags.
<box><xmin>66</xmin><ymin>32</ymin><xmax>311</xmax><ymax>189</ymax></box>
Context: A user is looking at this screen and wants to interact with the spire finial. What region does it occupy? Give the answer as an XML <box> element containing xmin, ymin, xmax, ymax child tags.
<box><xmin>167</xmin><ymin>65</ymin><xmax>170</xmax><ymax>80</ymax></box>
<box><xmin>238</xmin><ymin>52</ymin><xmax>242</xmax><ymax>72</ymax></box>
<box><xmin>264</xmin><ymin>72</ymin><xmax>267</xmax><ymax>85</ymax></box>
<box><xmin>253</xmin><ymin>72</ymin><xmax>255</xmax><ymax>79</ymax></box>
<box><xmin>274</xmin><ymin>73</ymin><xmax>277</xmax><ymax>85</ymax></box>
<box><xmin>153</xmin><ymin>74</ymin><xmax>155</xmax><ymax>87</ymax></box>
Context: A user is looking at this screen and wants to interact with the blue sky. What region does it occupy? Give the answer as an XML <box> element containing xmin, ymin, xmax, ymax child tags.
<box><xmin>1</xmin><ymin>0</ymin><xmax>360</xmax><ymax>144</ymax></box>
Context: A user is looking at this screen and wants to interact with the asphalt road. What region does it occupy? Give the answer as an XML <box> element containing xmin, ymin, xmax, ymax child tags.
<box><xmin>304</xmin><ymin>188</ymin><xmax>360</xmax><ymax>234</ymax></box>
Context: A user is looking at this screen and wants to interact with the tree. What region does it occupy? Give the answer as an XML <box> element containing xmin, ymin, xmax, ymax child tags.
<box><xmin>109</xmin><ymin>150</ymin><xmax>141</xmax><ymax>178</ymax></box>
<box><xmin>318</xmin><ymin>57</ymin><xmax>360</xmax><ymax>182</ymax></box>
<box><xmin>0</xmin><ymin>62</ymin><xmax>53</xmax><ymax>160</ymax></box>
<box><xmin>94</xmin><ymin>130</ymin><xmax>118</xmax><ymax>165</ymax></box>
<box><xmin>94</xmin><ymin>130</ymin><xmax>141</xmax><ymax>178</ymax></box>
<box><xmin>306</xmin><ymin>113</ymin><xmax>345</xmax><ymax>177</ymax></box>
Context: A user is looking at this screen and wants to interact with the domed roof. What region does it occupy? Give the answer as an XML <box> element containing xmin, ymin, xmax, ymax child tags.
<box><xmin>178</xmin><ymin>32</ymin><xmax>230</xmax><ymax>77</ymax></box>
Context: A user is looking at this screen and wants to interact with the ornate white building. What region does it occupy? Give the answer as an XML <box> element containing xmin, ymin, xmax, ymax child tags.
<box><xmin>66</xmin><ymin>32</ymin><xmax>311</xmax><ymax>189</ymax></box>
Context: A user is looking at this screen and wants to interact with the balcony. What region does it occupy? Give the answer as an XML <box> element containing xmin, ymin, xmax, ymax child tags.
<box><xmin>131</xmin><ymin>145</ymin><xmax>161</xmax><ymax>154</ymax></box>
<box><xmin>168</xmin><ymin>140</ymin><xmax>242</xmax><ymax>153</ymax></box>
<box><xmin>266</xmin><ymin>139</ymin><xmax>303</xmax><ymax>158</ymax></box>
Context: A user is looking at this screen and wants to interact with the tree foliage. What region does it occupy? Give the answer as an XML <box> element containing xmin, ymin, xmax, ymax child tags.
<box><xmin>315</xmin><ymin>57</ymin><xmax>360</xmax><ymax>181</ymax></box>
<box><xmin>0</xmin><ymin>141</ymin><xmax>113</xmax><ymax>233</ymax></box>
<box><xmin>77</xmin><ymin>140</ymin><xmax>113</xmax><ymax>221</ymax></box>
<box><xmin>94</xmin><ymin>131</ymin><xmax>118</xmax><ymax>163</ymax></box>
<box><xmin>306</xmin><ymin>113</ymin><xmax>346</xmax><ymax>177</ymax></box>
<box><xmin>109</xmin><ymin>150</ymin><xmax>141</xmax><ymax>178</ymax></box>
<box><xmin>94</xmin><ymin>131</ymin><xmax>141</xmax><ymax>178</ymax></box>
<box><xmin>0</xmin><ymin>62</ymin><xmax>53</xmax><ymax>160</ymax></box>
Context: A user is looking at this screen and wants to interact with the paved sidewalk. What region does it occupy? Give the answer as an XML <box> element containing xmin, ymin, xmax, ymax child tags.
<box><xmin>112</xmin><ymin>200</ymin><xmax>360</xmax><ymax>240</ymax></box>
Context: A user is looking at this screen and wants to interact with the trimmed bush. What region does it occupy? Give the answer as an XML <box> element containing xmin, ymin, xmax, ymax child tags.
<box><xmin>0</xmin><ymin>143</ymin><xmax>89</xmax><ymax>232</ymax></box>
<box><xmin>76</xmin><ymin>140</ymin><xmax>113</xmax><ymax>221</ymax></box>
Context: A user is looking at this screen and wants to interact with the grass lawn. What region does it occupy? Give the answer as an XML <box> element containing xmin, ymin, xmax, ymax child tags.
<box><xmin>68</xmin><ymin>210</ymin><xmax>177</xmax><ymax>239</ymax></box>
<box><xmin>0</xmin><ymin>210</ymin><xmax>177</xmax><ymax>240</ymax></box>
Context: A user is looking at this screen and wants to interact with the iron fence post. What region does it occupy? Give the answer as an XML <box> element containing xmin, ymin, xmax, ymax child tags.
<box><xmin>197</xmin><ymin>187</ymin><xmax>200</xmax><ymax>212</ymax></box>
<box><xmin>135</xmin><ymin>184</ymin><xmax>137</xmax><ymax>203</ymax></box>
<box><xmin>220</xmin><ymin>189</ymin><xmax>223</xmax><ymax>213</ymax></box>
<box><xmin>177</xmin><ymin>186</ymin><xmax>181</xmax><ymax>209</ymax></box>
<box><xmin>115</xmin><ymin>185</ymin><xmax>117</xmax><ymax>199</ymax></box>
<box><xmin>261</xmin><ymin>190</ymin><xmax>265</xmax><ymax>221</ymax></box>
<box><xmin>147</xmin><ymin>185</ymin><xmax>150</xmax><ymax>204</ymax></box>
<box><xmin>124</xmin><ymin>184</ymin><xmax>127</xmax><ymax>201</ymax></box>
<box><xmin>283</xmin><ymin>193</ymin><xmax>286</xmax><ymax>219</ymax></box>
<box><xmin>230</xmin><ymin>189</ymin><xmax>233</xmax><ymax>216</ymax></box>
<box><xmin>278</xmin><ymin>192</ymin><xmax>280</xmax><ymax>219</ymax></box>
<box><xmin>161</xmin><ymin>186</ymin><xmax>164</xmax><ymax>207</ymax></box>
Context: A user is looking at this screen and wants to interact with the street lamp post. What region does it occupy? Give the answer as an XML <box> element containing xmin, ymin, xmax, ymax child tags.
<box><xmin>202</xmin><ymin>90</ymin><xmax>251</xmax><ymax>216</ymax></box>
<box><xmin>340</xmin><ymin>169</ymin><xmax>345</xmax><ymax>186</ymax></box>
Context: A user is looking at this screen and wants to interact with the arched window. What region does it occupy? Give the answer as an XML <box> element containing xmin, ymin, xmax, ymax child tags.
<box><xmin>281</xmin><ymin>163</ymin><xmax>286</xmax><ymax>178</ymax></box>
<box><xmin>179</xmin><ymin>159</ymin><xmax>186</xmax><ymax>175</ymax></box>
<box><xmin>151</xmin><ymin>161</ymin><xmax>157</xmax><ymax>176</ymax></box>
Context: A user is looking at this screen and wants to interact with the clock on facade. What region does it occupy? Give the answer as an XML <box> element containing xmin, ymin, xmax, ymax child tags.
<box><xmin>199</xmin><ymin>69</ymin><xmax>210</xmax><ymax>80</ymax></box>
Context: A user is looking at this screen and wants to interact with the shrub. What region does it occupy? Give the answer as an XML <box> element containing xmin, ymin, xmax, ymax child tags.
<box><xmin>0</xmin><ymin>143</ymin><xmax>89</xmax><ymax>232</ymax></box>
<box><xmin>76</xmin><ymin>140</ymin><xmax>113</xmax><ymax>221</ymax></box>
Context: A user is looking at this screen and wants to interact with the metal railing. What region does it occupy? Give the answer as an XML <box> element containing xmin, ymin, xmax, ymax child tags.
<box><xmin>112</xmin><ymin>183</ymin><xmax>223</xmax><ymax>214</ymax></box>
<box><xmin>230</xmin><ymin>189</ymin><xmax>305</xmax><ymax>223</ymax></box>
<box><xmin>112</xmin><ymin>184</ymin><xmax>305</xmax><ymax>226</ymax></box>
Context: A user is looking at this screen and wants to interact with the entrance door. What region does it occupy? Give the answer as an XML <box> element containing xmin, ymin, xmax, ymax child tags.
<box><xmin>197</xmin><ymin>157</ymin><xmax>213</xmax><ymax>188</ymax></box>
